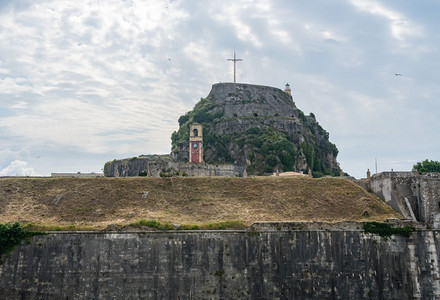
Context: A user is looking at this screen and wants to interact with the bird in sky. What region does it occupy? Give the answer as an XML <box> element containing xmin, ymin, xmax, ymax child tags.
<box><xmin>395</xmin><ymin>73</ymin><xmax>402</xmax><ymax>76</ymax></box>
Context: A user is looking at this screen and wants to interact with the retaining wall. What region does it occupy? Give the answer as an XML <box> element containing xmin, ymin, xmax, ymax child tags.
<box><xmin>358</xmin><ymin>172</ymin><xmax>440</xmax><ymax>228</ymax></box>
<box><xmin>1</xmin><ymin>228</ymin><xmax>440</xmax><ymax>299</ymax></box>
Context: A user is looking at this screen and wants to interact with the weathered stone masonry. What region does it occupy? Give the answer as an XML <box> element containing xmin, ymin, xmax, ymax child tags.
<box><xmin>104</xmin><ymin>156</ymin><xmax>245</xmax><ymax>177</ymax></box>
<box><xmin>1</xmin><ymin>228</ymin><xmax>440</xmax><ymax>299</ymax></box>
<box><xmin>357</xmin><ymin>172</ymin><xmax>440</xmax><ymax>228</ymax></box>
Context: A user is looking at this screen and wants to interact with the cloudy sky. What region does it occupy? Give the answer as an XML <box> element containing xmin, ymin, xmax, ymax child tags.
<box><xmin>0</xmin><ymin>0</ymin><xmax>439</xmax><ymax>178</ymax></box>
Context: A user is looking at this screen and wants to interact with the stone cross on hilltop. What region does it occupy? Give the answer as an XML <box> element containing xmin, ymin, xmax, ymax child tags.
<box><xmin>227</xmin><ymin>51</ymin><xmax>243</xmax><ymax>83</ymax></box>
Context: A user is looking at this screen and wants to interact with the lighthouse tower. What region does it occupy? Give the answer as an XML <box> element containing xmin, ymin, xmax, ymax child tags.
<box><xmin>284</xmin><ymin>83</ymin><xmax>291</xmax><ymax>95</ymax></box>
<box><xmin>189</xmin><ymin>123</ymin><xmax>203</xmax><ymax>163</ymax></box>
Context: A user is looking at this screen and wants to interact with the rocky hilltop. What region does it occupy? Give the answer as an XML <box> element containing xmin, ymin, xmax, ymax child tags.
<box><xmin>172</xmin><ymin>83</ymin><xmax>340</xmax><ymax>176</ymax></box>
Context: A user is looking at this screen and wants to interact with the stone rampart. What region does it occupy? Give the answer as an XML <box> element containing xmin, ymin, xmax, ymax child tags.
<box><xmin>357</xmin><ymin>172</ymin><xmax>440</xmax><ymax>228</ymax></box>
<box><xmin>104</xmin><ymin>156</ymin><xmax>244</xmax><ymax>177</ymax></box>
<box><xmin>1</xmin><ymin>227</ymin><xmax>440</xmax><ymax>299</ymax></box>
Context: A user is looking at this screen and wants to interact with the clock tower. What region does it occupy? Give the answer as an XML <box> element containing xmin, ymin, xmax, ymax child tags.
<box><xmin>189</xmin><ymin>123</ymin><xmax>203</xmax><ymax>163</ymax></box>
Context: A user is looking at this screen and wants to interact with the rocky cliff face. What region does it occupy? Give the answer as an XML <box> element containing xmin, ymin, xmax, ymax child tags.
<box><xmin>172</xmin><ymin>83</ymin><xmax>340</xmax><ymax>176</ymax></box>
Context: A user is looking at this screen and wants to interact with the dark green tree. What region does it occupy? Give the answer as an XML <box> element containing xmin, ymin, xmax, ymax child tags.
<box><xmin>412</xmin><ymin>159</ymin><xmax>440</xmax><ymax>173</ymax></box>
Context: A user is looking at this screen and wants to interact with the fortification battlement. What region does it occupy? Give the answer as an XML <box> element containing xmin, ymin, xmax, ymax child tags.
<box><xmin>357</xmin><ymin>171</ymin><xmax>440</xmax><ymax>228</ymax></box>
<box><xmin>211</xmin><ymin>82</ymin><xmax>285</xmax><ymax>91</ymax></box>
<box><xmin>371</xmin><ymin>171</ymin><xmax>440</xmax><ymax>180</ymax></box>
<box><xmin>371</xmin><ymin>171</ymin><xmax>417</xmax><ymax>179</ymax></box>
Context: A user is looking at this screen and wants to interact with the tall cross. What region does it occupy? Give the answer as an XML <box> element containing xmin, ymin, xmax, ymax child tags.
<box><xmin>227</xmin><ymin>51</ymin><xmax>243</xmax><ymax>83</ymax></box>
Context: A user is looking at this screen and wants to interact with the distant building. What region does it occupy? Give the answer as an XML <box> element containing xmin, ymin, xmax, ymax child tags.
<box><xmin>51</xmin><ymin>172</ymin><xmax>104</xmax><ymax>178</ymax></box>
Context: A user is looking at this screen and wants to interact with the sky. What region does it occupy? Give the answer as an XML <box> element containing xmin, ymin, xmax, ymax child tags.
<box><xmin>0</xmin><ymin>0</ymin><xmax>439</xmax><ymax>179</ymax></box>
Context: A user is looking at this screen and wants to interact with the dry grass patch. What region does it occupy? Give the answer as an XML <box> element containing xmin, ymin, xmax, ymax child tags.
<box><xmin>0</xmin><ymin>176</ymin><xmax>401</xmax><ymax>230</ymax></box>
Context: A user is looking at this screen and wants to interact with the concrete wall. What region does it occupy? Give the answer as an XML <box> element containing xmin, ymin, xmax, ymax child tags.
<box><xmin>1</xmin><ymin>228</ymin><xmax>440</xmax><ymax>299</ymax></box>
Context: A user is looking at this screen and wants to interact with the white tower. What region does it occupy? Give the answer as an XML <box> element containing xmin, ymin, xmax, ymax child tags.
<box><xmin>284</xmin><ymin>83</ymin><xmax>291</xmax><ymax>95</ymax></box>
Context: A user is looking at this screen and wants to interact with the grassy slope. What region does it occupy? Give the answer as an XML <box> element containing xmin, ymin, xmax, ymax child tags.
<box><xmin>0</xmin><ymin>177</ymin><xmax>401</xmax><ymax>229</ymax></box>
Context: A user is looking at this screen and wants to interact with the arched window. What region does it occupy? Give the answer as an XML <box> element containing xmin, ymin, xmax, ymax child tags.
<box><xmin>193</xmin><ymin>129</ymin><xmax>198</xmax><ymax>137</ymax></box>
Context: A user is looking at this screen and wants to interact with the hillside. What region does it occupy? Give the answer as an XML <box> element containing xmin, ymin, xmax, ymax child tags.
<box><xmin>171</xmin><ymin>83</ymin><xmax>341</xmax><ymax>177</ymax></box>
<box><xmin>0</xmin><ymin>177</ymin><xmax>400</xmax><ymax>230</ymax></box>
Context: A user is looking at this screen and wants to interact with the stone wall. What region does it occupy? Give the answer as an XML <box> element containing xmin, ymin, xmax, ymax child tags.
<box><xmin>358</xmin><ymin>172</ymin><xmax>440</xmax><ymax>228</ymax></box>
<box><xmin>104</xmin><ymin>156</ymin><xmax>245</xmax><ymax>177</ymax></box>
<box><xmin>420</xmin><ymin>174</ymin><xmax>440</xmax><ymax>228</ymax></box>
<box><xmin>1</xmin><ymin>227</ymin><xmax>440</xmax><ymax>299</ymax></box>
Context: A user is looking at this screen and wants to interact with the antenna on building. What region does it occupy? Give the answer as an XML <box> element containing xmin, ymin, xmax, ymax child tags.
<box><xmin>375</xmin><ymin>157</ymin><xmax>378</xmax><ymax>174</ymax></box>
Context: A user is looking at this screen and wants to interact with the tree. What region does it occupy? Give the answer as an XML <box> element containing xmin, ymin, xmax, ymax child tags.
<box><xmin>412</xmin><ymin>159</ymin><xmax>440</xmax><ymax>174</ymax></box>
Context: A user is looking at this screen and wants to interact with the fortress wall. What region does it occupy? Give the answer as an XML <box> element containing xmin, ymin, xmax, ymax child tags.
<box><xmin>421</xmin><ymin>178</ymin><xmax>440</xmax><ymax>227</ymax></box>
<box><xmin>169</xmin><ymin>161</ymin><xmax>244</xmax><ymax>177</ymax></box>
<box><xmin>1</xmin><ymin>229</ymin><xmax>440</xmax><ymax>299</ymax></box>
<box><xmin>367</xmin><ymin>172</ymin><xmax>440</xmax><ymax>227</ymax></box>
<box><xmin>104</xmin><ymin>157</ymin><xmax>243</xmax><ymax>177</ymax></box>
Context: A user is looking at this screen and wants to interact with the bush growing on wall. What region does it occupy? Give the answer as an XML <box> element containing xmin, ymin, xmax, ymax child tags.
<box><xmin>363</xmin><ymin>222</ymin><xmax>414</xmax><ymax>238</ymax></box>
<box><xmin>0</xmin><ymin>223</ymin><xmax>44</xmax><ymax>261</ymax></box>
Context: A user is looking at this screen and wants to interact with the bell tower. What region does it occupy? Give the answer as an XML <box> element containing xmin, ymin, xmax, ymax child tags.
<box><xmin>189</xmin><ymin>123</ymin><xmax>203</xmax><ymax>163</ymax></box>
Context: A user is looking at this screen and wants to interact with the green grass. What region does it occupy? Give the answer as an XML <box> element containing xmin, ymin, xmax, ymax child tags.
<box><xmin>130</xmin><ymin>219</ymin><xmax>247</xmax><ymax>231</ymax></box>
<box><xmin>23</xmin><ymin>223</ymin><xmax>94</xmax><ymax>232</ymax></box>
<box><xmin>197</xmin><ymin>220</ymin><xmax>247</xmax><ymax>230</ymax></box>
<box><xmin>133</xmin><ymin>219</ymin><xmax>174</xmax><ymax>230</ymax></box>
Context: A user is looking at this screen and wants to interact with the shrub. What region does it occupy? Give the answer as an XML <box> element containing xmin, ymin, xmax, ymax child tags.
<box><xmin>178</xmin><ymin>114</ymin><xmax>190</xmax><ymax>126</ymax></box>
<box><xmin>0</xmin><ymin>222</ymin><xmax>45</xmax><ymax>259</ymax></box>
<box><xmin>363</xmin><ymin>222</ymin><xmax>414</xmax><ymax>238</ymax></box>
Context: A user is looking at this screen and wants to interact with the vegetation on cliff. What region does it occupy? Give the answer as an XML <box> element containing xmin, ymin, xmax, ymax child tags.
<box><xmin>171</xmin><ymin>84</ymin><xmax>340</xmax><ymax>177</ymax></box>
<box><xmin>171</xmin><ymin>97</ymin><xmax>233</xmax><ymax>163</ymax></box>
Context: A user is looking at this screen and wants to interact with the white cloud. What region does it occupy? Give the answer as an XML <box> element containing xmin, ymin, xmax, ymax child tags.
<box><xmin>0</xmin><ymin>0</ymin><xmax>193</xmax><ymax>155</ymax></box>
<box><xmin>0</xmin><ymin>149</ymin><xmax>38</xmax><ymax>176</ymax></box>
<box><xmin>0</xmin><ymin>160</ymin><xmax>36</xmax><ymax>176</ymax></box>
<box><xmin>0</xmin><ymin>149</ymin><xmax>30</xmax><ymax>167</ymax></box>
<box><xmin>210</xmin><ymin>0</ymin><xmax>266</xmax><ymax>48</ymax></box>
<box><xmin>350</xmin><ymin>0</ymin><xmax>423</xmax><ymax>42</ymax></box>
